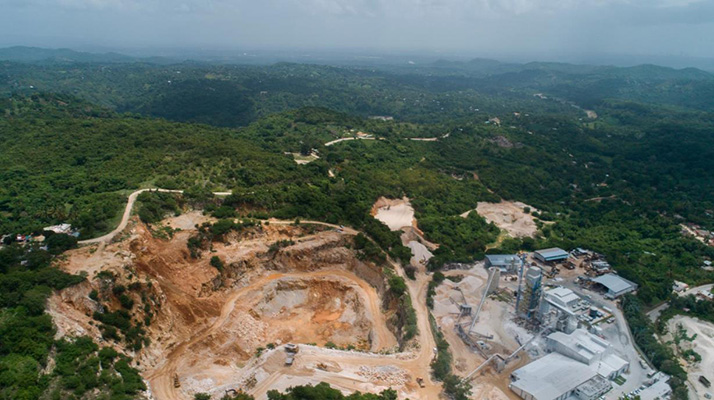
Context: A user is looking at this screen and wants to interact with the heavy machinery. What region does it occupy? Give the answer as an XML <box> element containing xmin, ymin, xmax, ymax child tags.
<box><xmin>285</xmin><ymin>343</ymin><xmax>299</xmax><ymax>367</ymax></box>
<box><xmin>173</xmin><ymin>373</ymin><xmax>180</xmax><ymax>388</ymax></box>
<box><xmin>416</xmin><ymin>377</ymin><xmax>425</xmax><ymax>388</ymax></box>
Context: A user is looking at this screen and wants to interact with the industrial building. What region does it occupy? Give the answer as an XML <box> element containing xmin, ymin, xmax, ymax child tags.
<box><xmin>510</xmin><ymin>329</ymin><xmax>629</xmax><ymax>400</ymax></box>
<box><xmin>486</xmin><ymin>267</ymin><xmax>500</xmax><ymax>295</ymax></box>
<box><xmin>547</xmin><ymin>329</ymin><xmax>629</xmax><ymax>379</ymax></box>
<box><xmin>542</xmin><ymin>287</ymin><xmax>584</xmax><ymax>313</ymax></box>
<box><xmin>510</xmin><ymin>353</ymin><xmax>610</xmax><ymax>400</ymax></box>
<box><xmin>516</xmin><ymin>267</ymin><xmax>543</xmax><ymax>320</ymax></box>
<box><xmin>534</xmin><ymin>248</ymin><xmax>570</xmax><ymax>263</ymax></box>
<box><xmin>485</xmin><ymin>254</ymin><xmax>521</xmax><ymax>273</ymax></box>
<box><xmin>638</xmin><ymin>377</ymin><xmax>672</xmax><ymax>400</ymax></box>
<box><xmin>590</xmin><ymin>273</ymin><xmax>638</xmax><ymax>298</ymax></box>
<box><xmin>539</xmin><ymin>287</ymin><xmax>585</xmax><ymax>334</ymax></box>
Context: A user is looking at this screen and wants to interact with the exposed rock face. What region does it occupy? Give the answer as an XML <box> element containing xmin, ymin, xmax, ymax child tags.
<box><xmin>50</xmin><ymin>218</ymin><xmax>399</xmax><ymax>390</ymax></box>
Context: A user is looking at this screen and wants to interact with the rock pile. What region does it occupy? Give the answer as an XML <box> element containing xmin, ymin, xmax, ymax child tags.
<box><xmin>357</xmin><ymin>365</ymin><xmax>410</xmax><ymax>385</ymax></box>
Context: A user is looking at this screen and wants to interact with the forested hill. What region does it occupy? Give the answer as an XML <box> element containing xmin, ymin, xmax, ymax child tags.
<box><xmin>2</xmin><ymin>53</ymin><xmax>714</xmax><ymax>129</ymax></box>
<box><xmin>3</xmin><ymin>91</ymin><xmax>714</xmax><ymax>305</ymax></box>
<box><xmin>0</xmin><ymin>46</ymin><xmax>174</xmax><ymax>64</ymax></box>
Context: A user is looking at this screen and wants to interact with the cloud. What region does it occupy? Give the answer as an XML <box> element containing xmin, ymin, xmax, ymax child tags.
<box><xmin>0</xmin><ymin>0</ymin><xmax>712</xmax><ymax>58</ymax></box>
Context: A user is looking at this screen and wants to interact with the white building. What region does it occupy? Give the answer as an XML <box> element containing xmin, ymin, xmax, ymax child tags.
<box><xmin>510</xmin><ymin>329</ymin><xmax>629</xmax><ymax>400</ymax></box>
<box><xmin>510</xmin><ymin>353</ymin><xmax>609</xmax><ymax>400</ymax></box>
<box><xmin>639</xmin><ymin>377</ymin><xmax>672</xmax><ymax>400</ymax></box>
<box><xmin>542</xmin><ymin>287</ymin><xmax>583</xmax><ymax>313</ymax></box>
<box><xmin>547</xmin><ymin>329</ymin><xmax>629</xmax><ymax>379</ymax></box>
<box><xmin>539</xmin><ymin>287</ymin><xmax>584</xmax><ymax>333</ymax></box>
<box><xmin>43</xmin><ymin>223</ymin><xmax>72</xmax><ymax>234</ymax></box>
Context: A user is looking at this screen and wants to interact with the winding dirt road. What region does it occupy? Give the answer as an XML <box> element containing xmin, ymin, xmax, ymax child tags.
<box><xmin>78</xmin><ymin>188</ymin><xmax>231</xmax><ymax>245</ymax></box>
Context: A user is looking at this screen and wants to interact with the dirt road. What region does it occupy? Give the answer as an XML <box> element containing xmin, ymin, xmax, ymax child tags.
<box><xmin>324</xmin><ymin>137</ymin><xmax>377</xmax><ymax>146</ymax></box>
<box><xmin>78</xmin><ymin>188</ymin><xmax>232</xmax><ymax>245</ymax></box>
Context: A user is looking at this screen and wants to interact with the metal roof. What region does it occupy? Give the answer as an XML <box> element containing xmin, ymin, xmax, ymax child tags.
<box><xmin>639</xmin><ymin>379</ymin><xmax>672</xmax><ymax>400</ymax></box>
<box><xmin>510</xmin><ymin>353</ymin><xmax>599</xmax><ymax>400</ymax></box>
<box><xmin>591</xmin><ymin>273</ymin><xmax>637</xmax><ymax>294</ymax></box>
<box><xmin>545</xmin><ymin>287</ymin><xmax>581</xmax><ymax>307</ymax></box>
<box><xmin>535</xmin><ymin>247</ymin><xmax>569</xmax><ymax>260</ymax></box>
<box><xmin>548</xmin><ymin>329</ymin><xmax>609</xmax><ymax>363</ymax></box>
<box><xmin>485</xmin><ymin>254</ymin><xmax>520</xmax><ymax>266</ymax></box>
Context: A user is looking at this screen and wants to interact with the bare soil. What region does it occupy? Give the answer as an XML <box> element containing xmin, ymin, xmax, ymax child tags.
<box><xmin>463</xmin><ymin>201</ymin><xmax>539</xmax><ymax>238</ymax></box>
<box><xmin>51</xmin><ymin>218</ymin><xmax>404</xmax><ymax>399</ymax></box>
<box><xmin>666</xmin><ymin>315</ymin><xmax>714</xmax><ymax>396</ymax></box>
<box><xmin>372</xmin><ymin>197</ymin><xmax>416</xmax><ymax>232</ymax></box>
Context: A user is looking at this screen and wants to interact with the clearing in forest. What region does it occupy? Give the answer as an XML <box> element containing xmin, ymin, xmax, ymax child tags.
<box><xmin>462</xmin><ymin>201</ymin><xmax>539</xmax><ymax>238</ymax></box>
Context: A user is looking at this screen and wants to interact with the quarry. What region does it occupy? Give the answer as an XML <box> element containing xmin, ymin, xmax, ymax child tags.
<box><xmin>48</xmin><ymin>207</ymin><xmax>444</xmax><ymax>400</ymax></box>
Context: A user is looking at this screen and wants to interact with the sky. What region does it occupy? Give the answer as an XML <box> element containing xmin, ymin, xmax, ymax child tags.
<box><xmin>1</xmin><ymin>0</ymin><xmax>713</xmax><ymax>61</ymax></box>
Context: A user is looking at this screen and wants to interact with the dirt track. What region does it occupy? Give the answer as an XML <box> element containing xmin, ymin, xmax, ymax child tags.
<box><xmin>78</xmin><ymin>188</ymin><xmax>231</xmax><ymax>245</ymax></box>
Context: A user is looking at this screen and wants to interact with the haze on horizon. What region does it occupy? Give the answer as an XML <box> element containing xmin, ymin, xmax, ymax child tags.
<box><xmin>1</xmin><ymin>0</ymin><xmax>713</xmax><ymax>65</ymax></box>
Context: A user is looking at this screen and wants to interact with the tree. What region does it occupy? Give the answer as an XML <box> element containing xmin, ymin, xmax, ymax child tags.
<box><xmin>210</xmin><ymin>256</ymin><xmax>224</xmax><ymax>271</ymax></box>
<box><xmin>45</xmin><ymin>234</ymin><xmax>78</xmax><ymax>255</ymax></box>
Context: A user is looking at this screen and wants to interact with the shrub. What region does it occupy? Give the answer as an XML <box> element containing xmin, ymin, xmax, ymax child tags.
<box><xmin>210</xmin><ymin>256</ymin><xmax>224</xmax><ymax>271</ymax></box>
<box><xmin>388</xmin><ymin>276</ymin><xmax>407</xmax><ymax>296</ymax></box>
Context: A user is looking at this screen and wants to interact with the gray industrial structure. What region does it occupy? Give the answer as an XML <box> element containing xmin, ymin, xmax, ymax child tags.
<box><xmin>485</xmin><ymin>254</ymin><xmax>521</xmax><ymax>273</ymax></box>
<box><xmin>534</xmin><ymin>248</ymin><xmax>570</xmax><ymax>263</ymax></box>
<box><xmin>516</xmin><ymin>267</ymin><xmax>543</xmax><ymax>320</ymax></box>
<box><xmin>590</xmin><ymin>273</ymin><xmax>638</xmax><ymax>298</ymax></box>
<box><xmin>539</xmin><ymin>287</ymin><xmax>584</xmax><ymax>334</ymax></box>
<box><xmin>486</xmin><ymin>267</ymin><xmax>500</xmax><ymax>295</ymax></box>
<box><xmin>510</xmin><ymin>329</ymin><xmax>629</xmax><ymax>400</ymax></box>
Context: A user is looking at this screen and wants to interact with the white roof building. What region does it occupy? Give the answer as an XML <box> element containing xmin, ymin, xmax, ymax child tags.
<box><xmin>547</xmin><ymin>329</ymin><xmax>629</xmax><ymax>379</ymax></box>
<box><xmin>639</xmin><ymin>378</ymin><xmax>672</xmax><ymax>400</ymax></box>
<box><xmin>543</xmin><ymin>287</ymin><xmax>582</xmax><ymax>312</ymax></box>
<box><xmin>591</xmin><ymin>273</ymin><xmax>638</xmax><ymax>298</ymax></box>
<box><xmin>510</xmin><ymin>329</ymin><xmax>629</xmax><ymax>400</ymax></box>
<box><xmin>44</xmin><ymin>223</ymin><xmax>72</xmax><ymax>234</ymax></box>
<box><xmin>539</xmin><ymin>287</ymin><xmax>583</xmax><ymax>333</ymax></box>
<box><xmin>510</xmin><ymin>353</ymin><xmax>600</xmax><ymax>400</ymax></box>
